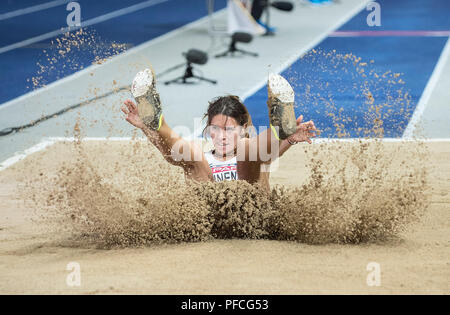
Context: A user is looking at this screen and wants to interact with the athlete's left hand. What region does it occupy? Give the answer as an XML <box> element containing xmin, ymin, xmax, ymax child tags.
<box><xmin>287</xmin><ymin>115</ymin><xmax>317</xmax><ymax>144</ymax></box>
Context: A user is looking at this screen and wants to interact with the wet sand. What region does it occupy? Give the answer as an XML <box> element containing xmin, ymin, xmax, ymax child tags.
<box><xmin>0</xmin><ymin>140</ymin><xmax>448</xmax><ymax>294</ymax></box>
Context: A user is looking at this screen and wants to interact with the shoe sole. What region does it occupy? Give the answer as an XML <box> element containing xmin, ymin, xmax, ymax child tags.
<box><xmin>267</xmin><ymin>74</ymin><xmax>297</xmax><ymax>140</ymax></box>
<box><xmin>131</xmin><ymin>67</ymin><xmax>163</xmax><ymax>131</ymax></box>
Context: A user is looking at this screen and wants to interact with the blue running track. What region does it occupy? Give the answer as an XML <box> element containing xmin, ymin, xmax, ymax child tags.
<box><xmin>1</xmin><ymin>0</ymin><xmax>449</xmax><ymax>138</ymax></box>
<box><xmin>0</xmin><ymin>0</ymin><xmax>227</xmax><ymax>105</ymax></box>
<box><xmin>244</xmin><ymin>0</ymin><xmax>450</xmax><ymax>138</ymax></box>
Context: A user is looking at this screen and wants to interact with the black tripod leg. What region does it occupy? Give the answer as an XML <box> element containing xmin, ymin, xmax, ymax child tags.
<box><xmin>236</xmin><ymin>48</ymin><xmax>259</xmax><ymax>57</ymax></box>
<box><xmin>193</xmin><ymin>75</ymin><xmax>217</xmax><ymax>84</ymax></box>
<box><xmin>164</xmin><ymin>76</ymin><xmax>183</xmax><ymax>85</ymax></box>
<box><xmin>215</xmin><ymin>51</ymin><xmax>230</xmax><ymax>58</ymax></box>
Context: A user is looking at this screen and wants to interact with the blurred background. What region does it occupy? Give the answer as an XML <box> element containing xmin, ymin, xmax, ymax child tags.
<box><xmin>0</xmin><ymin>0</ymin><xmax>449</xmax><ymax>163</ymax></box>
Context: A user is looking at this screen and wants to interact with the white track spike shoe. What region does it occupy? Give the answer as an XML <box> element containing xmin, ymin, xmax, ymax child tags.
<box><xmin>267</xmin><ymin>73</ymin><xmax>297</xmax><ymax>140</ymax></box>
<box><xmin>131</xmin><ymin>67</ymin><xmax>163</xmax><ymax>131</ymax></box>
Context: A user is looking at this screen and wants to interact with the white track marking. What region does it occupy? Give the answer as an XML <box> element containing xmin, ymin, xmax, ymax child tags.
<box><xmin>403</xmin><ymin>37</ymin><xmax>450</xmax><ymax>139</ymax></box>
<box><xmin>0</xmin><ymin>139</ymin><xmax>56</xmax><ymax>171</ymax></box>
<box><xmin>0</xmin><ymin>0</ymin><xmax>169</xmax><ymax>55</ymax></box>
<box><xmin>2</xmin><ymin>136</ymin><xmax>450</xmax><ymax>172</ymax></box>
<box><xmin>0</xmin><ymin>0</ymin><xmax>70</xmax><ymax>21</ymax></box>
<box><xmin>311</xmin><ymin>138</ymin><xmax>450</xmax><ymax>143</ymax></box>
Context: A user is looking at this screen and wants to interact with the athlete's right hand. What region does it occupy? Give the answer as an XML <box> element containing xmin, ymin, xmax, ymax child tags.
<box><xmin>122</xmin><ymin>99</ymin><xmax>145</xmax><ymax>129</ymax></box>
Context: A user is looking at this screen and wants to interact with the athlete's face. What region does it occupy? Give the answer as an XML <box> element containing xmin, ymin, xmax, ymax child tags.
<box><xmin>209</xmin><ymin>114</ymin><xmax>243</xmax><ymax>156</ymax></box>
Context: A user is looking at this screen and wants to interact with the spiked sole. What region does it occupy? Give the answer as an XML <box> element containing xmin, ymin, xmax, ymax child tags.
<box><xmin>267</xmin><ymin>74</ymin><xmax>297</xmax><ymax>140</ymax></box>
<box><xmin>131</xmin><ymin>67</ymin><xmax>163</xmax><ymax>131</ymax></box>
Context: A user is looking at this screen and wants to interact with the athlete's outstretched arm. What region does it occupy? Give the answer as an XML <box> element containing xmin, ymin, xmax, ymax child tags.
<box><xmin>238</xmin><ymin>114</ymin><xmax>316</xmax><ymax>163</ymax></box>
<box><xmin>121</xmin><ymin>99</ymin><xmax>203</xmax><ymax>168</ymax></box>
<box><xmin>237</xmin><ymin>126</ymin><xmax>280</xmax><ymax>163</ymax></box>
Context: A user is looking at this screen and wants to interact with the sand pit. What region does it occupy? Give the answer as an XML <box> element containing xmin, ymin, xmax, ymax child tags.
<box><xmin>0</xmin><ymin>139</ymin><xmax>448</xmax><ymax>294</ymax></box>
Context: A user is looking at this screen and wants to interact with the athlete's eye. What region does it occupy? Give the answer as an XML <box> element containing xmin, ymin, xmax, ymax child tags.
<box><xmin>225</xmin><ymin>127</ymin><xmax>236</xmax><ymax>133</ymax></box>
<box><xmin>209</xmin><ymin>125</ymin><xmax>239</xmax><ymax>135</ymax></box>
<box><xmin>210</xmin><ymin>126</ymin><xmax>221</xmax><ymax>133</ymax></box>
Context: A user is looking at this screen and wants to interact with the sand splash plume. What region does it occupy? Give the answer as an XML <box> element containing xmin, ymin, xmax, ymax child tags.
<box><xmin>22</xmin><ymin>46</ymin><xmax>430</xmax><ymax>248</ymax></box>
<box><xmin>268</xmin><ymin>140</ymin><xmax>429</xmax><ymax>243</ymax></box>
<box><xmin>29</xmin><ymin>28</ymin><xmax>128</xmax><ymax>91</ymax></box>
<box><xmin>284</xmin><ymin>49</ymin><xmax>415</xmax><ymax>138</ymax></box>
<box><xmin>27</xmin><ymin>136</ymin><xmax>429</xmax><ymax>248</ymax></box>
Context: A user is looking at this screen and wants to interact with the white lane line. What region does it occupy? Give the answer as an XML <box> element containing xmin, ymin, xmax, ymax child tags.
<box><xmin>0</xmin><ymin>137</ymin><xmax>140</xmax><ymax>171</ymax></box>
<box><xmin>240</xmin><ymin>0</ymin><xmax>372</xmax><ymax>101</ymax></box>
<box><xmin>0</xmin><ymin>0</ymin><xmax>169</xmax><ymax>55</ymax></box>
<box><xmin>0</xmin><ymin>0</ymin><xmax>70</xmax><ymax>21</ymax></box>
<box><xmin>311</xmin><ymin>138</ymin><xmax>450</xmax><ymax>143</ymax></box>
<box><xmin>403</xmin><ymin>37</ymin><xmax>450</xmax><ymax>139</ymax></box>
<box><xmin>0</xmin><ymin>139</ymin><xmax>56</xmax><ymax>172</ymax></box>
<box><xmin>49</xmin><ymin>137</ymin><xmax>450</xmax><ymax>143</ymax></box>
<box><xmin>2</xmin><ymin>136</ymin><xmax>450</xmax><ymax>172</ymax></box>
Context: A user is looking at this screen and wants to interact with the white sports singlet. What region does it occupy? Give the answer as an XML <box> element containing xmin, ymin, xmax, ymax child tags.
<box><xmin>204</xmin><ymin>150</ymin><xmax>238</xmax><ymax>182</ymax></box>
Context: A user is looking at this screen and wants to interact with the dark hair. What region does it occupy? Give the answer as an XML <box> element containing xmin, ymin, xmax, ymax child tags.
<box><xmin>202</xmin><ymin>95</ymin><xmax>253</xmax><ymax>138</ymax></box>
